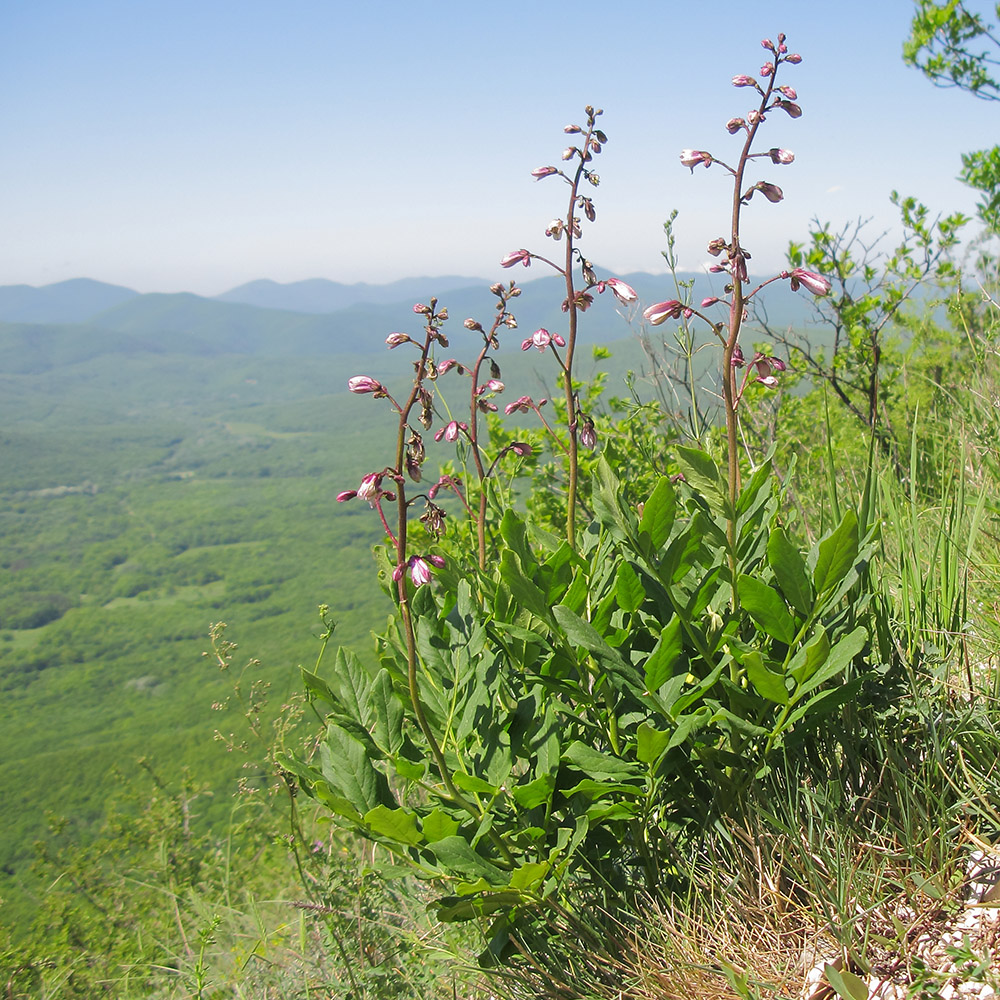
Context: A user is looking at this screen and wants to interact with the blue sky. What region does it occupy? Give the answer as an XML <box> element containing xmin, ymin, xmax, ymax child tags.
<box><xmin>0</xmin><ymin>0</ymin><xmax>996</xmax><ymax>295</ymax></box>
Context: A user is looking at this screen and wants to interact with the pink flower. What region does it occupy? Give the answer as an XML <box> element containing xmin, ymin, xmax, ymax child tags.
<box><xmin>725</xmin><ymin>117</ymin><xmax>746</xmax><ymax>134</ymax></box>
<box><xmin>336</xmin><ymin>490</ymin><xmax>357</xmax><ymax>502</ymax></box>
<box><xmin>788</xmin><ymin>268</ymin><xmax>831</xmax><ymax>296</ymax></box>
<box><xmin>643</xmin><ymin>300</ymin><xmax>683</xmax><ymax>325</ymax></box>
<box><xmin>531</xmin><ymin>166</ymin><xmax>558</xmax><ymax>179</ymax></box>
<box><xmin>434</xmin><ymin>421</ymin><xmax>459</xmax><ymax>443</ymax></box>
<box><xmin>348</xmin><ymin>375</ymin><xmax>383</xmax><ymax>394</ymax></box>
<box><xmin>357</xmin><ymin>473</ymin><xmax>382</xmax><ymax>505</ymax></box>
<box><xmin>784</xmin><ymin>53</ymin><xmax>802</xmax><ymax>64</ymax></box>
<box><xmin>485</xmin><ymin>379</ymin><xmax>504</xmax><ymax>392</ymax></box>
<box><xmin>561</xmin><ymin>147</ymin><xmax>576</xmax><ymax>160</ymax></box>
<box><xmin>777</xmin><ymin>85</ymin><xmax>797</xmax><ymax>100</ymax></box>
<box><xmin>579</xmin><ymin>418</ymin><xmax>597</xmax><ymax>450</ymax></box>
<box><xmin>680</xmin><ymin>149</ymin><xmax>712</xmax><ymax>170</ymax></box>
<box><xmin>701</xmin><ymin>296</ymin><xmax>720</xmax><ymax>308</ymax></box>
<box><xmin>604</xmin><ymin>278</ymin><xmax>638</xmax><ymax>304</ymax></box>
<box><xmin>500</xmin><ymin>249</ymin><xmax>532</xmax><ymax>268</ymax></box>
<box><xmin>385</xmin><ymin>332</ymin><xmax>410</xmax><ymax>347</ymax></box>
<box><xmin>521</xmin><ymin>328</ymin><xmax>565</xmax><ymax>351</ymax></box>
<box><xmin>413</xmin><ymin>303</ymin><xmax>430</xmax><ymax>315</ymax></box>
<box><xmin>505</xmin><ymin>395</ymin><xmax>533</xmax><ymax>415</ymax></box>
<box><xmin>760</xmin><ymin>62</ymin><xmax>774</xmax><ymax>77</ymax></box>
<box><xmin>732</xmin><ymin>74</ymin><xmax>757</xmax><ymax>87</ymax></box>
<box><xmin>774</xmin><ymin>99</ymin><xmax>802</xmax><ymax>118</ymax></box>
<box><xmin>761</xmin><ymin>38</ymin><xmax>774</xmax><ymax>51</ymax></box>
<box><xmin>394</xmin><ymin>555</ymin><xmax>443</xmax><ymax>587</ymax></box>
<box><xmin>768</xmin><ymin>148</ymin><xmax>795</xmax><ymax>165</ymax></box>
<box><xmin>509</xmin><ymin>441</ymin><xmax>532</xmax><ymax>456</ymax></box>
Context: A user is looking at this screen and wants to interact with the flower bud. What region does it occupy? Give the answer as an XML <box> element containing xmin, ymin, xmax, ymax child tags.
<box><xmin>768</xmin><ymin>148</ymin><xmax>795</xmax><ymax>165</ymax></box>
<box><xmin>564</xmin><ymin>124</ymin><xmax>581</xmax><ymax>133</ymax></box>
<box><xmin>531</xmin><ymin>166</ymin><xmax>558</xmax><ymax>179</ymax></box>
<box><xmin>505</xmin><ymin>395</ymin><xmax>533</xmax><ymax>415</ymax></box>
<box><xmin>348</xmin><ymin>375</ymin><xmax>383</xmax><ymax>394</ymax></box>
<box><xmin>707</xmin><ymin>237</ymin><xmax>726</xmax><ymax>256</ymax></box>
<box><xmin>732</xmin><ymin>74</ymin><xmax>757</xmax><ymax>87</ymax></box>
<box><xmin>509</xmin><ymin>441</ymin><xmax>532</xmax><ymax>456</ymax></box>
<box><xmin>774</xmin><ymin>99</ymin><xmax>802</xmax><ymax>118</ymax></box>
<box><xmin>579</xmin><ymin>418</ymin><xmax>597</xmax><ymax>450</ymax></box>
<box><xmin>562</xmin><ymin>147</ymin><xmax>576</xmax><ymax>160</ymax></box>
<box><xmin>604</xmin><ymin>278</ymin><xmax>638</xmax><ymax>304</ymax></box>
<box><xmin>680</xmin><ymin>149</ymin><xmax>713</xmax><ymax>170</ymax></box>
<box><xmin>784</xmin><ymin>53</ymin><xmax>801</xmax><ymax>63</ymax></box>
<box><xmin>701</xmin><ymin>296</ymin><xmax>720</xmax><ymax>308</ymax></box>
<box><xmin>760</xmin><ymin>62</ymin><xmax>774</xmax><ymax>77</ymax></box>
<box><xmin>778</xmin><ymin>85</ymin><xmax>797</xmax><ymax>100</ymax></box>
<box><xmin>413</xmin><ymin>303</ymin><xmax>430</xmax><ymax>315</ymax></box>
<box><xmin>385</xmin><ymin>332</ymin><xmax>410</xmax><ymax>348</ymax></box>
<box><xmin>725</xmin><ymin>117</ymin><xmax>746</xmax><ymax>134</ymax></box>
<box><xmin>643</xmin><ymin>300</ymin><xmax>683</xmax><ymax>325</ymax></box>
<box><xmin>336</xmin><ymin>490</ymin><xmax>357</xmax><ymax>502</ymax></box>
<box><xmin>464</xmin><ymin>318</ymin><xmax>482</xmax><ymax>331</ymax></box>
<box><xmin>789</xmin><ymin>268</ymin><xmax>831</xmax><ymax>295</ymax></box>
<box><xmin>500</xmin><ymin>249</ymin><xmax>532</xmax><ymax>268</ymax></box>
<box><xmin>761</xmin><ymin>38</ymin><xmax>774</xmax><ymax>50</ymax></box>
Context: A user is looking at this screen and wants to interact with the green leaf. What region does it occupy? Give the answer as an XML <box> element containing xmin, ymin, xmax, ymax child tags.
<box><xmin>642</xmin><ymin>617</ymin><xmax>684</xmax><ymax>693</ymax></box>
<box><xmin>562</xmin><ymin>741</ymin><xmax>638</xmax><ymax>780</ymax></box>
<box><xmin>639</xmin><ymin>476</ymin><xmax>676</xmax><ymax>550</ymax></box>
<box><xmin>300</xmin><ymin>668</ymin><xmax>338</xmax><ymax>709</ymax></box>
<box><xmin>319</xmin><ymin>724</ymin><xmax>394</xmax><ymax>815</ymax></box>
<box><xmin>592</xmin><ymin>457</ymin><xmax>633</xmax><ymax>541</ymax></box>
<box><xmin>511</xmin><ymin>773</ymin><xmax>555</xmax><ymax>810</ymax></box>
<box><xmin>421</xmin><ymin>808</ymin><xmax>461</xmax><ymax>843</ymax></box>
<box><xmin>792</xmin><ymin>626</ymin><xmax>867</xmax><ymax>701</ymax></box>
<box><xmin>426</xmin><ymin>836</ymin><xmax>508</xmax><ymax>885</ymax></box>
<box><xmin>738</xmin><ymin>575</ymin><xmax>797</xmax><ymax>645</ymax></box>
<box><xmin>767</xmin><ymin>528</ymin><xmax>813</xmax><ymax>616</ymax></box>
<box><xmin>812</xmin><ymin>510</ymin><xmax>859</xmax><ymax>596</ymax></box>
<box><xmin>824</xmin><ymin>964</ymin><xmax>869</xmax><ymax>1000</ymax></box>
<box><xmin>788</xmin><ymin>626</ymin><xmax>831</xmax><ymax>684</ymax></box>
<box><xmin>508</xmin><ymin>861</ymin><xmax>549</xmax><ymax>891</ymax></box>
<box><xmin>636</xmin><ymin>723</ymin><xmax>670</xmax><ymax>765</ymax></box>
<box><xmin>370</xmin><ymin>669</ymin><xmax>403</xmax><ymax>755</ymax></box>
<box><xmin>666</xmin><ymin>705</ymin><xmax>712</xmax><ymax>750</ymax></box>
<box><xmin>332</xmin><ymin>647</ymin><xmax>371</xmax><ymax>722</ymax></box>
<box><xmin>499</xmin><ymin>509</ymin><xmax>531</xmax><ymax>564</ymax></box>
<box><xmin>452</xmin><ymin>771</ymin><xmax>500</xmax><ymax>796</ymax></box>
<box><xmin>615</xmin><ymin>561</ymin><xmax>646</xmax><ymax>613</ymax></box>
<box><xmin>551</xmin><ymin>604</ymin><xmax>631</xmax><ymax>679</ymax></box>
<box><xmin>499</xmin><ymin>549</ymin><xmax>552</xmax><ymax>622</ymax></box>
<box><xmin>363</xmin><ymin>804</ymin><xmax>422</xmax><ymax>845</ymax></box>
<box><xmin>744</xmin><ymin>650</ymin><xmax>789</xmax><ymax>705</ymax></box>
<box><xmin>676</xmin><ymin>445</ymin><xmax>722</xmax><ymax>495</ymax></box>
<box><xmin>671</xmin><ymin>662</ymin><xmax>725</xmax><ymax>717</ymax></box>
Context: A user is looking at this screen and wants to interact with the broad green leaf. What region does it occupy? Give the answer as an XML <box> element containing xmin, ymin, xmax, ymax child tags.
<box><xmin>562</xmin><ymin>741</ymin><xmax>638</xmax><ymax>780</ymax></box>
<box><xmin>421</xmin><ymin>808</ymin><xmax>461</xmax><ymax>843</ymax></box>
<box><xmin>551</xmin><ymin>605</ymin><xmax>632</xmax><ymax>679</ymax></box>
<box><xmin>615</xmin><ymin>561</ymin><xmax>646</xmax><ymax>613</ymax></box>
<box><xmin>738</xmin><ymin>575</ymin><xmax>796</xmax><ymax>645</ymax></box>
<box><xmin>452</xmin><ymin>771</ymin><xmax>499</xmax><ymax>796</ymax></box>
<box><xmin>636</xmin><ymin>723</ymin><xmax>671</xmax><ymax>765</ymax></box>
<box><xmin>300</xmin><ymin>668</ymin><xmax>338</xmax><ymax>709</ymax></box>
<box><xmin>511</xmin><ymin>773</ymin><xmax>555</xmax><ymax>810</ymax></box>
<box><xmin>642</xmin><ymin>617</ymin><xmax>684</xmax><ymax>693</ymax></box>
<box><xmin>332</xmin><ymin>647</ymin><xmax>371</xmax><ymax>722</ymax></box>
<box><xmin>788</xmin><ymin>626</ymin><xmax>831</xmax><ymax>684</ymax></box>
<box><xmin>499</xmin><ymin>549</ymin><xmax>552</xmax><ymax>622</ymax></box>
<box><xmin>499</xmin><ymin>509</ymin><xmax>531</xmax><ymax>565</ymax></box>
<box><xmin>638</xmin><ymin>476</ymin><xmax>676</xmax><ymax>550</ymax></box>
<box><xmin>591</xmin><ymin>457</ymin><xmax>632</xmax><ymax>541</ymax></box>
<box><xmin>562</xmin><ymin>779</ymin><xmax>643</xmax><ymax>799</ymax></box>
<box><xmin>812</xmin><ymin>510</ymin><xmax>859</xmax><ymax>596</ymax></box>
<box><xmin>671</xmin><ymin>662</ymin><xmax>725</xmax><ymax>717</ymax></box>
<box><xmin>427</xmin><ymin>836</ymin><xmax>508</xmax><ymax>885</ymax></box>
<box><xmin>744</xmin><ymin>650</ymin><xmax>789</xmax><ymax>705</ymax></box>
<box><xmin>432</xmin><ymin>892</ymin><xmax>520</xmax><ymax>922</ymax></box>
<box><xmin>676</xmin><ymin>445</ymin><xmax>722</xmax><ymax>495</ymax></box>
<box><xmin>363</xmin><ymin>804</ymin><xmax>422</xmax><ymax>845</ymax></box>
<box><xmin>792</xmin><ymin>626</ymin><xmax>867</xmax><ymax>701</ymax></box>
<box><xmin>509</xmin><ymin>862</ymin><xmax>549</xmax><ymax>891</ymax></box>
<box><xmin>319</xmin><ymin>724</ymin><xmax>393</xmax><ymax>815</ymax></box>
<box><xmin>370</xmin><ymin>669</ymin><xmax>403</xmax><ymax>755</ymax></box>
<box><xmin>767</xmin><ymin>528</ymin><xmax>813</xmax><ymax>616</ymax></box>
<box><xmin>666</xmin><ymin>705</ymin><xmax>712</xmax><ymax>750</ymax></box>
<box><xmin>824</xmin><ymin>964</ymin><xmax>869</xmax><ymax>1000</ymax></box>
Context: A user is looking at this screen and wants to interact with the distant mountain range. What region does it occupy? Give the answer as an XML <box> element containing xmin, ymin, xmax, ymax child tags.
<box><xmin>0</xmin><ymin>273</ymin><xmax>820</xmax><ymax>373</ymax></box>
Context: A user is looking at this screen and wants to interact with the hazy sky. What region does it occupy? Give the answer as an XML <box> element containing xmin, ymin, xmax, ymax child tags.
<box><xmin>1</xmin><ymin>1</ymin><xmax>996</xmax><ymax>295</ymax></box>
